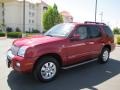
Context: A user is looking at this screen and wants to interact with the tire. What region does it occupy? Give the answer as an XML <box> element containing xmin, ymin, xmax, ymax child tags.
<box><xmin>98</xmin><ymin>48</ymin><xmax>110</xmax><ymax>64</ymax></box>
<box><xmin>33</xmin><ymin>56</ymin><xmax>60</xmax><ymax>82</ymax></box>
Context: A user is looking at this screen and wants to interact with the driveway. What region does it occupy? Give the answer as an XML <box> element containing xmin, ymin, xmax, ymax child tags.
<box><xmin>0</xmin><ymin>39</ymin><xmax>120</xmax><ymax>90</ymax></box>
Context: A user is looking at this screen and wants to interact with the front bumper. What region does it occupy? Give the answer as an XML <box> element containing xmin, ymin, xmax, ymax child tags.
<box><xmin>6</xmin><ymin>50</ymin><xmax>37</xmax><ymax>73</ymax></box>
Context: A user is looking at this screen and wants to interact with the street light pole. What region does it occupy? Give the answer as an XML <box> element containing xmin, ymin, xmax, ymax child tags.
<box><xmin>23</xmin><ymin>0</ymin><xmax>25</xmax><ymax>37</ymax></box>
<box><xmin>95</xmin><ymin>0</ymin><xmax>97</xmax><ymax>22</ymax></box>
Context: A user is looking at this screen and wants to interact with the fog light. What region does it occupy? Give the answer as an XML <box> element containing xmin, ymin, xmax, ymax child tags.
<box><xmin>16</xmin><ymin>62</ymin><xmax>20</xmax><ymax>67</ymax></box>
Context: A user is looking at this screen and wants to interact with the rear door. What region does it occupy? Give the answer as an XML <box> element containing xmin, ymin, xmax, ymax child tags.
<box><xmin>87</xmin><ymin>25</ymin><xmax>103</xmax><ymax>58</ymax></box>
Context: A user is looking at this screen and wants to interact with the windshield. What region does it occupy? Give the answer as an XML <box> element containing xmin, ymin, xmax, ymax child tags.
<box><xmin>44</xmin><ymin>23</ymin><xmax>75</xmax><ymax>37</ymax></box>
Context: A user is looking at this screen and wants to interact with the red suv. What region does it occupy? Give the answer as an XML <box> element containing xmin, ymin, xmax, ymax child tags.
<box><xmin>7</xmin><ymin>21</ymin><xmax>115</xmax><ymax>82</ymax></box>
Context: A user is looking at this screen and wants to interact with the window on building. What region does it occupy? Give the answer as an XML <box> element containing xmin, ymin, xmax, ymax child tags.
<box><xmin>32</xmin><ymin>28</ymin><xmax>34</xmax><ymax>32</ymax></box>
<box><xmin>29</xmin><ymin>3</ymin><xmax>35</xmax><ymax>10</ymax></box>
<box><xmin>29</xmin><ymin>12</ymin><xmax>31</xmax><ymax>16</ymax></box>
<box><xmin>29</xmin><ymin>19</ymin><xmax>31</xmax><ymax>23</ymax></box>
<box><xmin>29</xmin><ymin>3</ymin><xmax>31</xmax><ymax>9</ymax></box>
<box><xmin>2</xmin><ymin>3</ymin><xmax>4</xmax><ymax>8</ymax></box>
<box><xmin>2</xmin><ymin>11</ymin><xmax>4</xmax><ymax>16</ymax></box>
<box><xmin>43</xmin><ymin>7</ymin><xmax>48</xmax><ymax>11</ymax></box>
<box><xmin>32</xmin><ymin>20</ymin><xmax>34</xmax><ymax>23</ymax></box>
<box><xmin>32</xmin><ymin>4</ymin><xmax>35</xmax><ymax>10</ymax></box>
<box><xmin>32</xmin><ymin>12</ymin><xmax>34</xmax><ymax>17</ymax></box>
<box><xmin>29</xmin><ymin>28</ymin><xmax>31</xmax><ymax>32</ymax></box>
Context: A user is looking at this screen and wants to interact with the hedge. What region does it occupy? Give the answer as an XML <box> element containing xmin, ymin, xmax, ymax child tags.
<box><xmin>7</xmin><ymin>32</ymin><xmax>22</xmax><ymax>38</ymax></box>
<box><xmin>32</xmin><ymin>30</ymin><xmax>40</xmax><ymax>33</ymax></box>
<box><xmin>117</xmin><ymin>36</ymin><xmax>120</xmax><ymax>45</ymax></box>
<box><xmin>26</xmin><ymin>30</ymin><xmax>40</xmax><ymax>33</ymax></box>
<box><xmin>0</xmin><ymin>32</ymin><xmax>5</xmax><ymax>37</ymax></box>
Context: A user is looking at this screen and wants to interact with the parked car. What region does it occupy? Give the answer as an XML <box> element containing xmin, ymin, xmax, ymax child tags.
<box><xmin>6</xmin><ymin>21</ymin><xmax>115</xmax><ymax>82</ymax></box>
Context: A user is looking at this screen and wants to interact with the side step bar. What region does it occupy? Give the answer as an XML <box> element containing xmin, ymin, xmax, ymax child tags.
<box><xmin>62</xmin><ymin>58</ymin><xmax>98</xmax><ymax>69</ymax></box>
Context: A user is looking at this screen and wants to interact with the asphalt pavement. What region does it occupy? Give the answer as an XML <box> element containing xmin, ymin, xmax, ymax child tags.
<box><xmin>0</xmin><ymin>39</ymin><xmax>120</xmax><ymax>90</ymax></box>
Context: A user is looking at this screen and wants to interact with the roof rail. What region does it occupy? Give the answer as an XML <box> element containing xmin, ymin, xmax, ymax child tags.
<box><xmin>84</xmin><ymin>21</ymin><xmax>106</xmax><ymax>25</ymax></box>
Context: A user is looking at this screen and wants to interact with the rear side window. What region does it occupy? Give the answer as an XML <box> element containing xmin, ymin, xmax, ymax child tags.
<box><xmin>104</xmin><ymin>26</ymin><xmax>113</xmax><ymax>37</ymax></box>
<box><xmin>88</xmin><ymin>25</ymin><xmax>101</xmax><ymax>38</ymax></box>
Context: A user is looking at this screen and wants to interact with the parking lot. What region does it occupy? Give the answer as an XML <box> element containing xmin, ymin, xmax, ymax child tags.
<box><xmin>0</xmin><ymin>39</ymin><xmax>120</xmax><ymax>90</ymax></box>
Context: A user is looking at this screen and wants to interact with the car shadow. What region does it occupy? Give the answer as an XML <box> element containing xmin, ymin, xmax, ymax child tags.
<box><xmin>7</xmin><ymin>58</ymin><xmax>120</xmax><ymax>90</ymax></box>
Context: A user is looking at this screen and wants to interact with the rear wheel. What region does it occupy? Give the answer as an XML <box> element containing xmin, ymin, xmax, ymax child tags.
<box><xmin>33</xmin><ymin>56</ymin><xmax>60</xmax><ymax>82</ymax></box>
<box><xmin>98</xmin><ymin>48</ymin><xmax>110</xmax><ymax>64</ymax></box>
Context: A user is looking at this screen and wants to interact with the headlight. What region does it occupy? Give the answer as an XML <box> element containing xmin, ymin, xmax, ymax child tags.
<box><xmin>18</xmin><ymin>46</ymin><xmax>28</xmax><ymax>57</ymax></box>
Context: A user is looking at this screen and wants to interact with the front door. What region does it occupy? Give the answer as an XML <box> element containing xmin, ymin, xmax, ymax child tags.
<box><xmin>65</xmin><ymin>26</ymin><xmax>92</xmax><ymax>65</ymax></box>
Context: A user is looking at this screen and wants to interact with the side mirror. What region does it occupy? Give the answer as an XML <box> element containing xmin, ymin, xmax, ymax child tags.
<box><xmin>70</xmin><ymin>34</ymin><xmax>80</xmax><ymax>41</ymax></box>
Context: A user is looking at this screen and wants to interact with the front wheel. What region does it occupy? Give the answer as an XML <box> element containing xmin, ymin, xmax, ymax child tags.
<box><xmin>33</xmin><ymin>56</ymin><xmax>59</xmax><ymax>82</ymax></box>
<box><xmin>98</xmin><ymin>48</ymin><xmax>110</xmax><ymax>64</ymax></box>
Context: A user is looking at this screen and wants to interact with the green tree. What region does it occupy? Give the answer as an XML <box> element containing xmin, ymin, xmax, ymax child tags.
<box><xmin>43</xmin><ymin>4</ymin><xmax>63</xmax><ymax>31</ymax></box>
<box><xmin>53</xmin><ymin>4</ymin><xmax>63</xmax><ymax>24</ymax></box>
<box><xmin>113</xmin><ymin>27</ymin><xmax>120</xmax><ymax>34</ymax></box>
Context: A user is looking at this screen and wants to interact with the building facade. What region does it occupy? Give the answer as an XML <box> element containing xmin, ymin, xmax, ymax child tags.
<box><xmin>0</xmin><ymin>0</ymin><xmax>48</xmax><ymax>33</ymax></box>
<box><xmin>60</xmin><ymin>11</ymin><xmax>73</xmax><ymax>23</ymax></box>
<box><xmin>0</xmin><ymin>3</ymin><xmax>3</xmax><ymax>24</ymax></box>
<box><xmin>0</xmin><ymin>1</ymin><xmax>3</xmax><ymax>24</ymax></box>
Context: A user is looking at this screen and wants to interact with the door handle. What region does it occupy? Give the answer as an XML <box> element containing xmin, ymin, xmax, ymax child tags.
<box><xmin>88</xmin><ymin>42</ymin><xmax>95</xmax><ymax>44</ymax></box>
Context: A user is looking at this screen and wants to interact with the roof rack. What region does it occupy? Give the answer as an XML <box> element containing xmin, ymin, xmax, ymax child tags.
<box><xmin>84</xmin><ymin>21</ymin><xmax>106</xmax><ymax>25</ymax></box>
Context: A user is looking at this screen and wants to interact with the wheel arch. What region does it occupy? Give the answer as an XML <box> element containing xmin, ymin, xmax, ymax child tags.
<box><xmin>32</xmin><ymin>53</ymin><xmax>63</xmax><ymax>72</ymax></box>
<box><xmin>103</xmin><ymin>44</ymin><xmax>111</xmax><ymax>52</ymax></box>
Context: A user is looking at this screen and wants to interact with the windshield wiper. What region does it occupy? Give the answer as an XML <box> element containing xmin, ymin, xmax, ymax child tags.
<box><xmin>46</xmin><ymin>34</ymin><xmax>53</xmax><ymax>37</ymax></box>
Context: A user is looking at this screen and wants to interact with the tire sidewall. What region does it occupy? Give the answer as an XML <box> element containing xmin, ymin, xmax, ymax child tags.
<box><xmin>34</xmin><ymin>56</ymin><xmax>59</xmax><ymax>82</ymax></box>
<box><xmin>99</xmin><ymin>48</ymin><xmax>110</xmax><ymax>63</ymax></box>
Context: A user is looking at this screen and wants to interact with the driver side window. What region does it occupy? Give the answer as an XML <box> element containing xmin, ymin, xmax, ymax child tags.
<box><xmin>75</xmin><ymin>26</ymin><xmax>88</xmax><ymax>40</ymax></box>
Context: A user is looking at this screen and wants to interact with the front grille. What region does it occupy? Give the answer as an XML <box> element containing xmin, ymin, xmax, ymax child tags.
<box><xmin>10</xmin><ymin>45</ymin><xmax>19</xmax><ymax>55</ymax></box>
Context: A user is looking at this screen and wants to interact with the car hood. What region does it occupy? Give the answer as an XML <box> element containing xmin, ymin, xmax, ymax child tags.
<box><xmin>13</xmin><ymin>35</ymin><xmax>65</xmax><ymax>47</ymax></box>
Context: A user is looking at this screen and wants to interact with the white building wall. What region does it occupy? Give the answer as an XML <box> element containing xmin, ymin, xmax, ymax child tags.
<box><xmin>28</xmin><ymin>2</ymin><xmax>37</xmax><ymax>32</ymax></box>
<box><xmin>36</xmin><ymin>1</ymin><xmax>48</xmax><ymax>32</ymax></box>
<box><xmin>36</xmin><ymin>4</ymin><xmax>42</xmax><ymax>32</ymax></box>
<box><xmin>63</xmin><ymin>16</ymin><xmax>73</xmax><ymax>23</ymax></box>
<box><xmin>3</xmin><ymin>0</ymin><xmax>48</xmax><ymax>32</ymax></box>
<box><xmin>4</xmin><ymin>1</ymin><xmax>22</xmax><ymax>31</ymax></box>
<box><xmin>0</xmin><ymin>4</ymin><xmax>2</xmax><ymax>25</ymax></box>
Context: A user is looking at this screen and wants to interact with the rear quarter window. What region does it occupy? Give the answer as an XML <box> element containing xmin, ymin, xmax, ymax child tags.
<box><xmin>103</xmin><ymin>26</ymin><xmax>113</xmax><ymax>37</ymax></box>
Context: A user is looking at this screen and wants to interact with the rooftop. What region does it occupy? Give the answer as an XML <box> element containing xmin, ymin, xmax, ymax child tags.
<box><xmin>60</xmin><ymin>11</ymin><xmax>73</xmax><ymax>17</ymax></box>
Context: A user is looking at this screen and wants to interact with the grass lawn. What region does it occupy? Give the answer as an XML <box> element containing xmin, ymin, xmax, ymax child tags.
<box><xmin>114</xmin><ymin>34</ymin><xmax>120</xmax><ymax>45</ymax></box>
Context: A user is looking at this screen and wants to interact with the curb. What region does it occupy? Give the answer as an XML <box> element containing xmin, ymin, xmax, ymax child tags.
<box><xmin>116</xmin><ymin>45</ymin><xmax>120</xmax><ymax>47</ymax></box>
<box><xmin>0</xmin><ymin>37</ymin><xmax>7</xmax><ymax>40</ymax></box>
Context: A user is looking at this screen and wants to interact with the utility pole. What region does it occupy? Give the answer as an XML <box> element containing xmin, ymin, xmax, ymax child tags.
<box><xmin>2</xmin><ymin>3</ymin><xmax>5</xmax><ymax>29</ymax></box>
<box><xmin>23</xmin><ymin>0</ymin><xmax>25</xmax><ymax>37</ymax></box>
<box><xmin>1</xmin><ymin>2</ymin><xmax>7</xmax><ymax>37</ymax></box>
<box><xmin>95</xmin><ymin>0</ymin><xmax>97</xmax><ymax>22</ymax></box>
<box><xmin>1</xmin><ymin>3</ymin><xmax>5</xmax><ymax>31</ymax></box>
<box><xmin>41</xmin><ymin>0</ymin><xmax>43</xmax><ymax>33</ymax></box>
<box><xmin>99</xmin><ymin>12</ymin><xmax>103</xmax><ymax>22</ymax></box>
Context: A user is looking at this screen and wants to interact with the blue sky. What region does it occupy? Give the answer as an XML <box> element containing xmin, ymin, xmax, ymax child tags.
<box><xmin>43</xmin><ymin>0</ymin><xmax>120</xmax><ymax>28</ymax></box>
